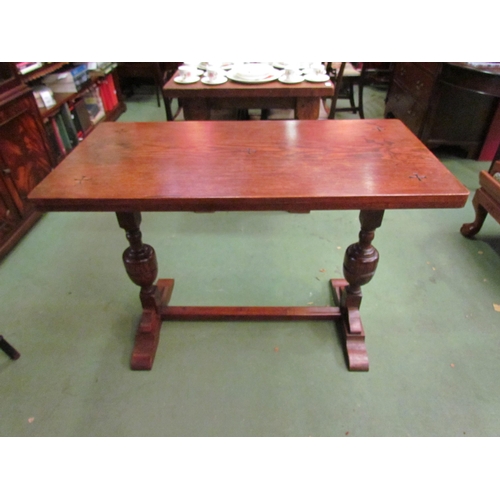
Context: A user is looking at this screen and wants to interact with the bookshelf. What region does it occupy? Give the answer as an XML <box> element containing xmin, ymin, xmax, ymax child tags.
<box><xmin>26</xmin><ymin>63</ymin><xmax>126</xmax><ymax>166</ymax></box>
<box><xmin>0</xmin><ymin>62</ymin><xmax>126</xmax><ymax>260</ymax></box>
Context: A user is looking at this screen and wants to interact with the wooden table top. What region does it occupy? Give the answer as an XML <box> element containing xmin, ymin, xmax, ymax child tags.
<box><xmin>29</xmin><ymin>120</ymin><xmax>469</xmax><ymax>212</ymax></box>
<box><xmin>162</xmin><ymin>71</ymin><xmax>334</xmax><ymax>98</ymax></box>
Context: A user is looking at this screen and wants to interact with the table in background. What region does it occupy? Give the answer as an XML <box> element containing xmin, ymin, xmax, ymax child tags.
<box><xmin>162</xmin><ymin>71</ymin><xmax>334</xmax><ymax>120</ymax></box>
<box><xmin>28</xmin><ymin>120</ymin><xmax>469</xmax><ymax>372</ymax></box>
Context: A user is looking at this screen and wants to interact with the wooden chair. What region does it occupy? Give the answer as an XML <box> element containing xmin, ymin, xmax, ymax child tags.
<box><xmin>159</xmin><ymin>63</ymin><xmax>182</xmax><ymax>121</ymax></box>
<box><xmin>326</xmin><ymin>62</ymin><xmax>367</xmax><ymax>119</ymax></box>
<box><xmin>461</xmin><ymin>156</ymin><xmax>500</xmax><ymax>238</ymax></box>
<box><xmin>117</xmin><ymin>63</ymin><xmax>164</xmax><ymax>107</ymax></box>
<box><xmin>322</xmin><ymin>62</ymin><xmax>347</xmax><ymax>119</ymax></box>
<box><xmin>0</xmin><ymin>335</ymin><xmax>20</xmax><ymax>360</ymax></box>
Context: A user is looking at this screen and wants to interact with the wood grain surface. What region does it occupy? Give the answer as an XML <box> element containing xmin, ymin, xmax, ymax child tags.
<box><xmin>28</xmin><ymin>120</ymin><xmax>469</xmax><ymax>212</ymax></box>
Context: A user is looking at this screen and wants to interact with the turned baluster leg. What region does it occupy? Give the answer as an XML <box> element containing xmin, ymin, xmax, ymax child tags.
<box><xmin>116</xmin><ymin>212</ymin><xmax>172</xmax><ymax>370</ymax></box>
<box><xmin>334</xmin><ymin>209</ymin><xmax>384</xmax><ymax>371</ymax></box>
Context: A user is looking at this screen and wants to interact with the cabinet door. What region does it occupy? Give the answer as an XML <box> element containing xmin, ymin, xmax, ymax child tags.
<box><xmin>0</xmin><ymin>175</ymin><xmax>21</xmax><ymax>246</ymax></box>
<box><xmin>0</xmin><ymin>91</ymin><xmax>53</xmax><ymax>216</ymax></box>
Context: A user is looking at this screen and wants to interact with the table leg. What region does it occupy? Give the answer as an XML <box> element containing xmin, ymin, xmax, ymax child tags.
<box><xmin>295</xmin><ymin>97</ymin><xmax>320</xmax><ymax>119</ymax></box>
<box><xmin>116</xmin><ymin>212</ymin><xmax>174</xmax><ymax>370</ymax></box>
<box><xmin>182</xmin><ymin>99</ymin><xmax>211</xmax><ymax>120</ymax></box>
<box><xmin>331</xmin><ymin>209</ymin><xmax>384</xmax><ymax>371</ymax></box>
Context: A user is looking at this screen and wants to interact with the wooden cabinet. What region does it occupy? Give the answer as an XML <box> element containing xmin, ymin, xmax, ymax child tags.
<box><xmin>385</xmin><ymin>62</ymin><xmax>500</xmax><ymax>160</ymax></box>
<box><xmin>384</xmin><ymin>62</ymin><xmax>441</xmax><ymax>137</ymax></box>
<box><xmin>0</xmin><ymin>75</ymin><xmax>53</xmax><ymax>259</ymax></box>
<box><xmin>0</xmin><ymin>62</ymin><xmax>127</xmax><ymax>260</ymax></box>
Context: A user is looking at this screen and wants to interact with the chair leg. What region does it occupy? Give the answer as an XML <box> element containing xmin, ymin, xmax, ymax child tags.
<box><xmin>237</xmin><ymin>109</ymin><xmax>250</xmax><ymax>120</ymax></box>
<box><xmin>0</xmin><ymin>335</ymin><xmax>20</xmax><ymax>360</ymax></box>
<box><xmin>358</xmin><ymin>83</ymin><xmax>365</xmax><ymax>119</ymax></box>
<box><xmin>349</xmin><ymin>81</ymin><xmax>356</xmax><ymax>112</ymax></box>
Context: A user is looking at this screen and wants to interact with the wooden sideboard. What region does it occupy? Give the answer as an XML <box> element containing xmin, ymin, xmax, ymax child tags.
<box><xmin>385</xmin><ymin>62</ymin><xmax>500</xmax><ymax>160</ymax></box>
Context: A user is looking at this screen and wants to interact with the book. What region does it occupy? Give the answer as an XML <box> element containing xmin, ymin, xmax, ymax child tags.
<box><xmin>83</xmin><ymin>88</ymin><xmax>106</xmax><ymax>124</ymax></box>
<box><xmin>73</xmin><ymin>99</ymin><xmax>93</xmax><ymax>134</ymax></box>
<box><xmin>59</xmin><ymin>103</ymin><xmax>79</xmax><ymax>147</ymax></box>
<box><xmin>16</xmin><ymin>62</ymin><xmax>43</xmax><ymax>75</ymax></box>
<box><xmin>50</xmin><ymin>116</ymin><xmax>67</xmax><ymax>157</ymax></box>
<box><xmin>98</xmin><ymin>81</ymin><xmax>112</xmax><ymax>112</ymax></box>
<box><xmin>106</xmin><ymin>74</ymin><xmax>119</xmax><ymax>108</ymax></box>
<box><xmin>44</xmin><ymin>119</ymin><xmax>63</xmax><ymax>163</ymax></box>
<box><xmin>54</xmin><ymin>113</ymin><xmax>72</xmax><ymax>153</ymax></box>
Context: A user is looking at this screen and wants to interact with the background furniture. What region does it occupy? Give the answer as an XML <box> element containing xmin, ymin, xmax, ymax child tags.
<box><xmin>163</xmin><ymin>73</ymin><xmax>334</xmax><ymax>120</ymax></box>
<box><xmin>117</xmin><ymin>62</ymin><xmax>182</xmax><ymax>115</ymax></box>
<box><xmin>461</xmin><ymin>141</ymin><xmax>500</xmax><ymax>237</ymax></box>
<box><xmin>0</xmin><ymin>63</ymin><xmax>53</xmax><ymax>260</ymax></box>
<box><xmin>385</xmin><ymin>62</ymin><xmax>500</xmax><ymax>160</ymax></box>
<box><xmin>0</xmin><ymin>62</ymin><xmax>126</xmax><ymax>261</ymax></box>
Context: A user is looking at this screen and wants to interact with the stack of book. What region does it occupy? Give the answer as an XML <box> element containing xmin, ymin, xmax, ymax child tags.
<box><xmin>43</xmin><ymin>90</ymin><xmax>105</xmax><ymax>163</ymax></box>
<box><xmin>98</xmin><ymin>73</ymin><xmax>119</xmax><ymax>112</ymax></box>
<box><xmin>16</xmin><ymin>62</ymin><xmax>44</xmax><ymax>75</ymax></box>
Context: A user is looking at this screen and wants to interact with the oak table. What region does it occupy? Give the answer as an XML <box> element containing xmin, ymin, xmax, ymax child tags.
<box><xmin>28</xmin><ymin>120</ymin><xmax>469</xmax><ymax>371</ymax></box>
<box><xmin>162</xmin><ymin>71</ymin><xmax>334</xmax><ymax>120</ymax></box>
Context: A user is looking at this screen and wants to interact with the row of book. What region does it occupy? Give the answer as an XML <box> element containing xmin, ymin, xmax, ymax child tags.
<box><xmin>42</xmin><ymin>74</ymin><xmax>119</xmax><ymax>163</ymax></box>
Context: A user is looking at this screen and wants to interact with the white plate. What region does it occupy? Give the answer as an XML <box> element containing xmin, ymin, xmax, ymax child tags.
<box><xmin>174</xmin><ymin>76</ymin><xmax>200</xmax><ymax>84</ymax></box>
<box><xmin>304</xmin><ymin>74</ymin><xmax>330</xmax><ymax>83</ymax></box>
<box><xmin>278</xmin><ymin>75</ymin><xmax>304</xmax><ymax>84</ymax></box>
<box><xmin>201</xmin><ymin>76</ymin><xmax>228</xmax><ymax>85</ymax></box>
<box><xmin>198</xmin><ymin>62</ymin><xmax>233</xmax><ymax>71</ymax></box>
<box><xmin>231</xmin><ymin>63</ymin><xmax>277</xmax><ymax>80</ymax></box>
<box><xmin>273</xmin><ymin>62</ymin><xmax>310</xmax><ymax>70</ymax></box>
<box><xmin>226</xmin><ymin>69</ymin><xmax>282</xmax><ymax>84</ymax></box>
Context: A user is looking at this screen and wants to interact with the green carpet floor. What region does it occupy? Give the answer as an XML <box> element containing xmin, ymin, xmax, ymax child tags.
<box><xmin>1</xmin><ymin>83</ymin><xmax>499</xmax><ymax>437</ymax></box>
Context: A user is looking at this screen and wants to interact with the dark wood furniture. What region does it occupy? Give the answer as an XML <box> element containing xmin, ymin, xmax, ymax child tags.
<box><xmin>28</xmin><ymin>120</ymin><xmax>469</xmax><ymax>372</ymax></box>
<box><xmin>0</xmin><ymin>63</ymin><xmax>53</xmax><ymax>260</ymax></box>
<box><xmin>162</xmin><ymin>72</ymin><xmax>335</xmax><ymax>120</ymax></box>
<box><xmin>117</xmin><ymin>63</ymin><xmax>182</xmax><ymax>119</ymax></box>
<box><xmin>385</xmin><ymin>62</ymin><xmax>500</xmax><ymax>160</ymax></box>
<box><xmin>117</xmin><ymin>62</ymin><xmax>163</xmax><ymax>106</ymax></box>
<box><xmin>461</xmin><ymin>158</ymin><xmax>500</xmax><ymax>237</ymax></box>
<box><xmin>0</xmin><ymin>63</ymin><xmax>127</xmax><ymax>260</ymax></box>
<box><xmin>0</xmin><ymin>335</ymin><xmax>20</xmax><ymax>360</ymax></box>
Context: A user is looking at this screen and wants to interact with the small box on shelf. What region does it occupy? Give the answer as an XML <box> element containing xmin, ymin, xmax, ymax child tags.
<box><xmin>42</xmin><ymin>64</ymin><xmax>89</xmax><ymax>93</ymax></box>
<box><xmin>32</xmin><ymin>85</ymin><xmax>56</xmax><ymax>108</ymax></box>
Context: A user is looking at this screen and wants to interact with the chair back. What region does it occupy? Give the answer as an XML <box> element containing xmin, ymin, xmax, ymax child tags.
<box><xmin>324</xmin><ymin>62</ymin><xmax>347</xmax><ymax>119</ymax></box>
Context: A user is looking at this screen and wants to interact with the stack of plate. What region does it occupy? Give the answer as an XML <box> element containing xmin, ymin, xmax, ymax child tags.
<box><xmin>227</xmin><ymin>63</ymin><xmax>281</xmax><ymax>83</ymax></box>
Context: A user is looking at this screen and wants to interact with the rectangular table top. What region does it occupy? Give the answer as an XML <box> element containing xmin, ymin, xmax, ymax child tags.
<box><xmin>162</xmin><ymin>72</ymin><xmax>334</xmax><ymax>98</ymax></box>
<box><xmin>28</xmin><ymin>120</ymin><xmax>469</xmax><ymax>212</ymax></box>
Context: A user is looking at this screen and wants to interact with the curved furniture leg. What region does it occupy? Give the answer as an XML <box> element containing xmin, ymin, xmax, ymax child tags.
<box><xmin>334</xmin><ymin>209</ymin><xmax>384</xmax><ymax>371</ymax></box>
<box><xmin>461</xmin><ymin>191</ymin><xmax>488</xmax><ymax>238</ymax></box>
<box><xmin>116</xmin><ymin>212</ymin><xmax>173</xmax><ymax>370</ymax></box>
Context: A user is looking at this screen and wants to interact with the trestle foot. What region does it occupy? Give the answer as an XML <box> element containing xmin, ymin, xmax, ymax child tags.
<box><xmin>331</xmin><ymin>279</ymin><xmax>369</xmax><ymax>371</ymax></box>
